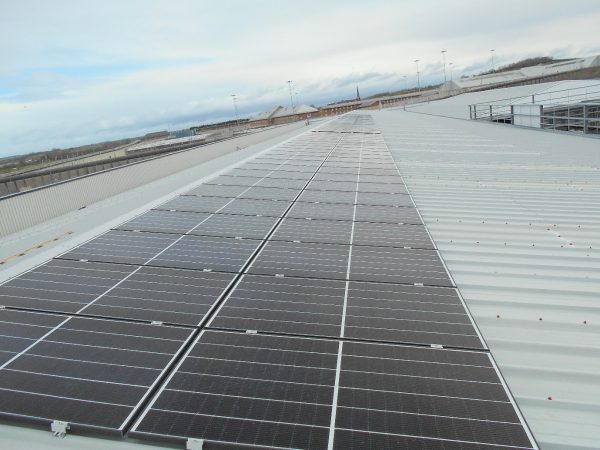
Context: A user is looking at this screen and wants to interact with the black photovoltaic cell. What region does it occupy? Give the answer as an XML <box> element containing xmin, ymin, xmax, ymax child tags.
<box><xmin>355</xmin><ymin>204</ymin><xmax>423</xmax><ymax>224</ymax></box>
<box><xmin>155</xmin><ymin>195</ymin><xmax>232</xmax><ymax>214</ymax></box>
<box><xmin>130</xmin><ymin>331</ymin><xmax>338</xmax><ymax>449</ymax></box>
<box><xmin>286</xmin><ymin>202</ymin><xmax>355</xmax><ymax>221</ymax></box>
<box><xmin>82</xmin><ymin>267</ymin><xmax>236</xmax><ymax>325</ymax></box>
<box><xmin>334</xmin><ymin>341</ymin><xmax>533</xmax><ymax>449</ymax></box>
<box><xmin>349</xmin><ymin>246</ymin><xmax>453</xmax><ymax>286</ymax></box>
<box><xmin>117</xmin><ymin>210</ymin><xmax>210</xmax><ymax>234</ymax></box>
<box><xmin>312</xmin><ymin>172</ymin><xmax>358</xmax><ymax>182</ymax></box>
<box><xmin>248</xmin><ymin>240</ymin><xmax>350</xmax><ymax>280</ymax></box>
<box><xmin>189</xmin><ymin>213</ymin><xmax>278</xmax><ymax>240</ymax></box>
<box><xmin>270</xmin><ymin>218</ymin><xmax>353</xmax><ymax>245</ymax></box>
<box><xmin>356</xmin><ymin>182</ymin><xmax>409</xmax><ymax>194</ymax></box>
<box><xmin>0</xmin><ymin>310</ymin><xmax>193</xmax><ymax>433</ymax></box>
<box><xmin>305</xmin><ymin>180</ymin><xmax>361</xmax><ymax>192</ymax></box>
<box><xmin>252</xmin><ymin>177</ymin><xmax>310</xmax><ymax>189</ymax></box>
<box><xmin>297</xmin><ymin>190</ymin><xmax>413</xmax><ymax>207</ymax></box>
<box><xmin>0</xmin><ymin>309</ymin><xmax>65</xmax><ymax>366</ymax></box>
<box><xmin>358</xmin><ymin>174</ymin><xmax>404</xmax><ymax>184</ymax></box>
<box><xmin>297</xmin><ymin>189</ymin><xmax>357</xmax><ymax>204</ymax></box>
<box><xmin>344</xmin><ymin>282</ymin><xmax>485</xmax><ymax>348</ymax></box>
<box><xmin>209</xmin><ymin>275</ymin><xmax>345</xmax><ymax>336</ymax></box>
<box><xmin>356</xmin><ymin>191</ymin><xmax>413</xmax><ymax>207</ymax></box>
<box><xmin>149</xmin><ymin>235</ymin><xmax>261</xmax><ymax>273</ymax></box>
<box><xmin>0</xmin><ymin>259</ymin><xmax>134</xmax><ymax>314</ymax></box>
<box><xmin>353</xmin><ymin>222</ymin><xmax>434</xmax><ymax>249</ymax></box>
<box><xmin>218</xmin><ymin>198</ymin><xmax>291</xmax><ymax>217</ymax></box>
<box><xmin>57</xmin><ymin>230</ymin><xmax>179</xmax><ymax>266</ymax></box>
<box><xmin>307</xmin><ymin>180</ymin><xmax>408</xmax><ymax>194</ymax></box>
<box><xmin>239</xmin><ymin>186</ymin><xmax>301</xmax><ymax>201</ymax></box>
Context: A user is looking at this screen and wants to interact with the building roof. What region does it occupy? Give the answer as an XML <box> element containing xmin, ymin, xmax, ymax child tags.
<box><xmin>252</xmin><ymin>104</ymin><xmax>318</xmax><ymax>120</ymax></box>
<box><xmin>404</xmin><ymin>79</ymin><xmax>600</xmax><ymax>119</ymax></box>
<box><xmin>372</xmin><ymin>104</ymin><xmax>600</xmax><ymax>450</ymax></box>
<box><xmin>440</xmin><ymin>54</ymin><xmax>600</xmax><ymax>92</ymax></box>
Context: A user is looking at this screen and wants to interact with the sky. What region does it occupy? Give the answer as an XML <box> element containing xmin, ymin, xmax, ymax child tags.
<box><xmin>1</xmin><ymin>0</ymin><xmax>600</xmax><ymax>157</ymax></box>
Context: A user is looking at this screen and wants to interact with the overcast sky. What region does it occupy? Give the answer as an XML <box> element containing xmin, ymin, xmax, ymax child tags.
<box><xmin>1</xmin><ymin>0</ymin><xmax>599</xmax><ymax>156</ymax></box>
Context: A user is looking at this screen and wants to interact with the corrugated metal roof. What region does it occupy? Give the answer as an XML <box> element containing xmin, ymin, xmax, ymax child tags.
<box><xmin>371</xmin><ymin>108</ymin><xmax>600</xmax><ymax>450</ymax></box>
<box><xmin>407</xmin><ymin>80</ymin><xmax>600</xmax><ymax>119</ymax></box>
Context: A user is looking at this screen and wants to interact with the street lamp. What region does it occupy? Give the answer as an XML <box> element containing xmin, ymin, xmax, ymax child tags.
<box><xmin>286</xmin><ymin>80</ymin><xmax>295</xmax><ymax>111</ymax></box>
<box><xmin>414</xmin><ymin>59</ymin><xmax>420</xmax><ymax>92</ymax></box>
<box><xmin>490</xmin><ymin>49</ymin><xmax>495</xmax><ymax>72</ymax></box>
<box><xmin>231</xmin><ymin>94</ymin><xmax>240</xmax><ymax>128</ymax></box>
<box><xmin>441</xmin><ymin>50</ymin><xmax>447</xmax><ymax>83</ymax></box>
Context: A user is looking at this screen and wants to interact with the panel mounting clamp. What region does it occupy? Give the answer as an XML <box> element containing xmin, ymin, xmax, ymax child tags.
<box><xmin>186</xmin><ymin>438</ymin><xmax>204</xmax><ymax>450</ymax></box>
<box><xmin>50</xmin><ymin>420</ymin><xmax>69</xmax><ymax>438</ymax></box>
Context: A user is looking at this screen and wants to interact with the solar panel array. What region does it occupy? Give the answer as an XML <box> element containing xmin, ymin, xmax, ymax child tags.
<box><xmin>0</xmin><ymin>115</ymin><xmax>536</xmax><ymax>449</ymax></box>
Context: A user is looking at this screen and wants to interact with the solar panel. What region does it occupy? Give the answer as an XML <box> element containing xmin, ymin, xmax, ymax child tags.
<box><xmin>0</xmin><ymin>259</ymin><xmax>133</xmax><ymax>313</ymax></box>
<box><xmin>343</xmin><ymin>282</ymin><xmax>484</xmax><ymax>348</ymax></box>
<box><xmin>57</xmin><ymin>230</ymin><xmax>179</xmax><ymax>266</ymax></box>
<box><xmin>333</xmin><ymin>341</ymin><xmax>534</xmax><ymax>449</ymax></box>
<box><xmin>247</xmin><ymin>241</ymin><xmax>350</xmax><ymax>280</ymax></box>
<box><xmin>270</xmin><ymin>218</ymin><xmax>353</xmax><ymax>245</ymax></box>
<box><xmin>286</xmin><ymin>202</ymin><xmax>356</xmax><ymax>221</ymax></box>
<box><xmin>218</xmin><ymin>198</ymin><xmax>292</xmax><ymax>217</ymax></box>
<box><xmin>208</xmin><ymin>274</ymin><xmax>345</xmax><ymax>337</ymax></box>
<box><xmin>117</xmin><ymin>210</ymin><xmax>211</xmax><ymax>234</ymax></box>
<box><xmin>131</xmin><ymin>331</ymin><xmax>533</xmax><ymax>449</ymax></box>
<box><xmin>355</xmin><ymin>204</ymin><xmax>423</xmax><ymax>224</ymax></box>
<box><xmin>239</xmin><ymin>186</ymin><xmax>301</xmax><ymax>201</ymax></box>
<box><xmin>0</xmin><ymin>309</ymin><xmax>193</xmax><ymax>434</ymax></box>
<box><xmin>82</xmin><ymin>267</ymin><xmax>236</xmax><ymax>325</ymax></box>
<box><xmin>307</xmin><ymin>180</ymin><xmax>408</xmax><ymax>193</ymax></box>
<box><xmin>148</xmin><ymin>235</ymin><xmax>262</xmax><ymax>273</ymax></box>
<box><xmin>155</xmin><ymin>195</ymin><xmax>232</xmax><ymax>213</ymax></box>
<box><xmin>312</xmin><ymin>172</ymin><xmax>359</xmax><ymax>182</ymax></box>
<box><xmin>352</xmin><ymin>222</ymin><xmax>434</xmax><ymax>249</ymax></box>
<box><xmin>349</xmin><ymin>246</ymin><xmax>454</xmax><ymax>286</ymax></box>
<box><xmin>130</xmin><ymin>330</ymin><xmax>338</xmax><ymax>449</ymax></box>
<box><xmin>297</xmin><ymin>189</ymin><xmax>357</xmax><ymax>204</ymax></box>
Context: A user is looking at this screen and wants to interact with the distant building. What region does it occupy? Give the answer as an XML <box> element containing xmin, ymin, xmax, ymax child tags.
<box><xmin>250</xmin><ymin>104</ymin><xmax>319</xmax><ymax>127</ymax></box>
<box><xmin>173</xmin><ymin>129</ymin><xmax>194</xmax><ymax>139</ymax></box>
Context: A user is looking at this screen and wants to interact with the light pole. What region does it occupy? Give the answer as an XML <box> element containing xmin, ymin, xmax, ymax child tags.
<box><xmin>231</xmin><ymin>94</ymin><xmax>240</xmax><ymax>128</ymax></box>
<box><xmin>490</xmin><ymin>49</ymin><xmax>495</xmax><ymax>72</ymax></box>
<box><xmin>286</xmin><ymin>80</ymin><xmax>295</xmax><ymax>111</ymax></box>
<box><xmin>441</xmin><ymin>50</ymin><xmax>447</xmax><ymax>83</ymax></box>
<box><xmin>414</xmin><ymin>59</ymin><xmax>420</xmax><ymax>92</ymax></box>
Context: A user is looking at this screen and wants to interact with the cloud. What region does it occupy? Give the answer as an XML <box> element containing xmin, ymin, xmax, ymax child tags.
<box><xmin>1</xmin><ymin>0</ymin><xmax>600</xmax><ymax>156</ymax></box>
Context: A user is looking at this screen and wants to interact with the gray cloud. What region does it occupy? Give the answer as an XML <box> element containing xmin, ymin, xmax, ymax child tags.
<box><xmin>1</xmin><ymin>0</ymin><xmax>600</xmax><ymax>156</ymax></box>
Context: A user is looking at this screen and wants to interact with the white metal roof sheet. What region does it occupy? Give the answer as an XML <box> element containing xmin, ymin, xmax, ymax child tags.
<box><xmin>372</xmin><ymin>108</ymin><xmax>600</xmax><ymax>450</ymax></box>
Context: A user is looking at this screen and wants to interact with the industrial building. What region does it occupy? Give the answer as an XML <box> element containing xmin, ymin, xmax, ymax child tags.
<box><xmin>0</xmin><ymin>80</ymin><xmax>598</xmax><ymax>450</ymax></box>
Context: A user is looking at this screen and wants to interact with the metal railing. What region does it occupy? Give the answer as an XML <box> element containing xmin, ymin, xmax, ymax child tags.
<box><xmin>468</xmin><ymin>82</ymin><xmax>600</xmax><ymax>134</ymax></box>
<box><xmin>469</xmin><ymin>102</ymin><xmax>600</xmax><ymax>134</ymax></box>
